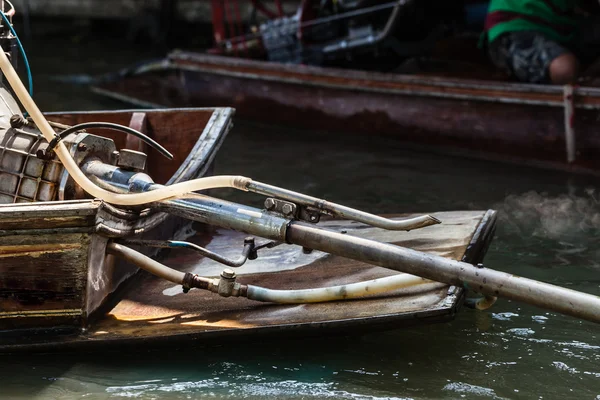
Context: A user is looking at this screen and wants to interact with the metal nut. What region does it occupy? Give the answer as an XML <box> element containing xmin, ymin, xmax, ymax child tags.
<box><xmin>264</xmin><ymin>198</ymin><xmax>275</xmax><ymax>210</ymax></box>
<box><xmin>10</xmin><ymin>114</ymin><xmax>27</xmax><ymax>128</ymax></box>
<box><xmin>282</xmin><ymin>203</ymin><xmax>294</xmax><ymax>216</ymax></box>
<box><xmin>221</xmin><ymin>268</ymin><xmax>236</xmax><ymax>279</ymax></box>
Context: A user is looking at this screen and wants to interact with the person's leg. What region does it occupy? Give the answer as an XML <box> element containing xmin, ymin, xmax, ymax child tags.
<box><xmin>549</xmin><ymin>53</ymin><xmax>579</xmax><ymax>84</ymax></box>
<box><xmin>489</xmin><ymin>31</ymin><xmax>576</xmax><ymax>84</ymax></box>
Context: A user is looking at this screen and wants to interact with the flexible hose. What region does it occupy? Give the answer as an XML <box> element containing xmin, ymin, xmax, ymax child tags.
<box><xmin>55</xmin><ymin>121</ymin><xmax>173</xmax><ymax>160</ymax></box>
<box><xmin>0</xmin><ymin>8</ymin><xmax>32</xmax><ymax>97</ymax></box>
<box><xmin>246</xmin><ymin>273</ymin><xmax>432</xmax><ymax>303</ymax></box>
<box><xmin>107</xmin><ymin>242</ymin><xmax>186</xmax><ymax>284</ymax></box>
<box><xmin>108</xmin><ymin>242</ymin><xmax>434</xmax><ymax>304</ymax></box>
<box><xmin>0</xmin><ymin>44</ymin><xmax>251</xmax><ymax>205</ymax></box>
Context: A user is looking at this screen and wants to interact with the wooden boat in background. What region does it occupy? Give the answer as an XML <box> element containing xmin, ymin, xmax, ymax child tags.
<box><xmin>93</xmin><ymin>51</ymin><xmax>600</xmax><ymax>175</ymax></box>
<box><xmin>91</xmin><ymin>0</ymin><xmax>600</xmax><ymax>174</ymax></box>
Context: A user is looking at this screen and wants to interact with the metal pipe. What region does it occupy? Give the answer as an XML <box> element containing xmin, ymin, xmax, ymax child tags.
<box><xmin>119</xmin><ymin>238</ymin><xmax>256</xmax><ymax>268</ymax></box>
<box><xmin>563</xmin><ymin>84</ymin><xmax>576</xmax><ymax>163</ymax></box>
<box><xmin>244</xmin><ymin>180</ymin><xmax>440</xmax><ymax>231</ymax></box>
<box><xmin>286</xmin><ymin>223</ymin><xmax>600</xmax><ymax>324</ymax></box>
<box><xmin>158</xmin><ymin>195</ymin><xmax>289</xmax><ymax>242</ymax></box>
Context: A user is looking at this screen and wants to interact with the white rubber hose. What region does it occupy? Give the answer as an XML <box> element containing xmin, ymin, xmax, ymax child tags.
<box><xmin>0</xmin><ymin>45</ymin><xmax>250</xmax><ymax>205</ymax></box>
<box><xmin>246</xmin><ymin>273</ymin><xmax>432</xmax><ymax>303</ymax></box>
<box><xmin>107</xmin><ymin>242</ymin><xmax>186</xmax><ymax>284</ymax></box>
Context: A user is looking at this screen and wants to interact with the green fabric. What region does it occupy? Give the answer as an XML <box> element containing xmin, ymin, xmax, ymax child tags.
<box><xmin>484</xmin><ymin>0</ymin><xmax>579</xmax><ymax>46</ymax></box>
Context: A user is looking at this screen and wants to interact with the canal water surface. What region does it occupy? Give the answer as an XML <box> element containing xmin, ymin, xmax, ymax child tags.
<box><xmin>0</xmin><ymin>30</ymin><xmax>598</xmax><ymax>400</ymax></box>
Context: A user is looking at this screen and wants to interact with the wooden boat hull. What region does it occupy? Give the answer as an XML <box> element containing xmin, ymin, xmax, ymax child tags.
<box><xmin>0</xmin><ymin>107</ymin><xmax>234</xmax><ymax>334</ymax></box>
<box><xmin>0</xmin><ymin>210</ymin><xmax>496</xmax><ymax>352</ymax></box>
<box><xmin>94</xmin><ymin>52</ymin><xmax>600</xmax><ymax>174</ymax></box>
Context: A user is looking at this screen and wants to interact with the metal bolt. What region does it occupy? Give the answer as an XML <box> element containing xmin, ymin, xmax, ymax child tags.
<box><xmin>10</xmin><ymin>114</ymin><xmax>27</xmax><ymax>128</ymax></box>
<box><xmin>77</xmin><ymin>143</ymin><xmax>87</xmax><ymax>151</ymax></box>
<box><xmin>282</xmin><ymin>203</ymin><xmax>294</xmax><ymax>216</ymax></box>
<box><xmin>221</xmin><ymin>268</ymin><xmax>236</xmax><ymax>279</ymax></box>
<box><xmin>264</xmin><ymin>198</ymin><xmax>275</xmax><ymax>210</ymax></box>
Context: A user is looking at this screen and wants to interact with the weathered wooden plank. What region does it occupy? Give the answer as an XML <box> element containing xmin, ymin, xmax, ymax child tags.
<box><xmin>0</xmin><ymin>233</ymin><xmax>90</xmax><ymax>329</ymax></box>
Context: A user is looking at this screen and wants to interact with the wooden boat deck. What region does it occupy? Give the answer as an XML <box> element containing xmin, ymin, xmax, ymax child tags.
<box><xmin>0</xmin><ymin>210</ymin><xmax>496</xmax><ymax>352</ymax></box>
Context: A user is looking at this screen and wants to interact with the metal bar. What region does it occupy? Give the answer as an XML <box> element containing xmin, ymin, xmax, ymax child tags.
<box><xmin>285</xmin><ymin>223</ymin><xmax>600</xmax><ymax>324</ymax></box>
<box><xmin>322</xmin><ymin>0</ymin><xmax>409</xmax><ymax>54</ymax></box>
<box><xmin>564</xmin><ymin>84</ymin><xmax>576</xmax><ymax>163</ymax></box>
<box><xmin>157</xmin><ymin>195</ymin><xmax>289</xmax><ymax>242</ymax></box>
<box><xmin>119</xmin><ymin>238</ymin><xmax>255</xmax><ymax>268</ymax></box>
<box><xmin>245</xmin><ymin>180</ymin><xmax>440</xmax><ymax>231</ymax></box>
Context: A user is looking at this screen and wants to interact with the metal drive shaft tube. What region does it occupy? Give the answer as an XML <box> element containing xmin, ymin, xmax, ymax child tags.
<box><xmin>243</xmin><ymin>180</ymin><xmax>440</xmax><ymax>231</ymax></box>
<box><xmin>157</xmin><ymin>195</ymin><xmax>290</xmax><ymax>242</ymax></box>
<box><xmin>286</xmin><ymin>223</ymin><xmax>600</xmax><ymax>324</ymax></box>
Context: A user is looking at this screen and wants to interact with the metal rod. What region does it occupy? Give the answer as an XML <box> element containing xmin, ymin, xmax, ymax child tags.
<box><xmin>119</xmin><ymin>238</ymin><xmax>255</xmax><ymax>268</ymax></box>
<box><xmin>563</xmin><ymin>84</ymin><xmax>576</xmax><ymax>163</ymax></box>
<box><xmin>286</xmin><ymin>223</ymin><xmax>600</xmax><ymax>324</ymax></box>
<box><xmin>244</xmin><ymin>180</ymin><xmax>440</xmax><ymax>231</ymax></box>
<box><xmin>157</xmin><ymin>195</ymin><xmax>290</xmax><ymax>242</ymax></box>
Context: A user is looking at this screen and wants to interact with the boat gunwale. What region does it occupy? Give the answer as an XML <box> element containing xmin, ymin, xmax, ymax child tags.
<box><xmin>158</xmin><ymin>51</ymin><xmax>600</xmax><ymax>109</ymax></box>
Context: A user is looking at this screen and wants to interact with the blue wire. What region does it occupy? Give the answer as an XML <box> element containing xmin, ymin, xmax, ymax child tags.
<box><xmin>0</xmin><ymin>10</ymin><xmax>33</xmax><ymax>97</ymax></box>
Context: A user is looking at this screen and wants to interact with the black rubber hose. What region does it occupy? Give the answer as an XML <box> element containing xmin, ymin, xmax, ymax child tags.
<box><xmin>51</xmin><ymin>121</ymin><xmax>173</xmax><ymax>160</ymax></box>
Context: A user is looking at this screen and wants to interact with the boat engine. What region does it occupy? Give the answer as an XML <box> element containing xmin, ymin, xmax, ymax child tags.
<box><xmin>0</xmin><ymin>97</ymin><xmax>167</xmax><ymax>204</ymax></box>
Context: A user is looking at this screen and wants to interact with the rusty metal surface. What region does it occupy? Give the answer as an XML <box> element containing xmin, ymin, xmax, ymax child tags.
<box><xmin>0</xmin><ymin>210</ymin><xmax>494</xmax><ymax>352</ymax></box>
<box><xmin>93</xmin><ymin>54</ymin><xmax>600</xmax><ymax>174</ymax></box>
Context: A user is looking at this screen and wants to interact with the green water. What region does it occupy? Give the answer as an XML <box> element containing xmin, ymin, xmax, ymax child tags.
<box><xmin>0</xmin><ymin>26</ymin><xmax>599</xmax><ymax>400</ymax></box>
